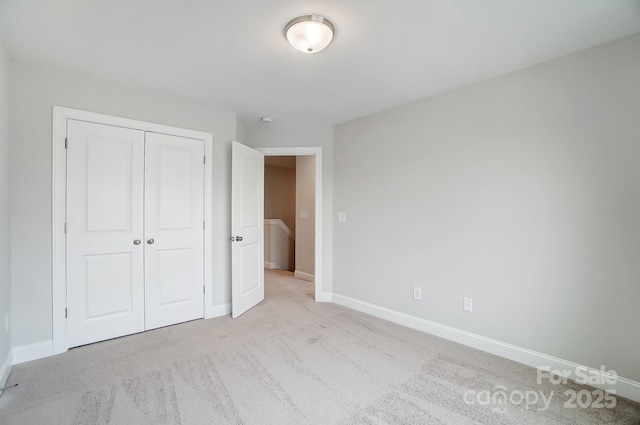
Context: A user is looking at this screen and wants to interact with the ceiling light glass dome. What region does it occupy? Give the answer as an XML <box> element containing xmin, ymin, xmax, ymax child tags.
<box><xmin>285</xmin><ymin>15</ymin><xmax>335</xmax><ymax>53</ymax></box>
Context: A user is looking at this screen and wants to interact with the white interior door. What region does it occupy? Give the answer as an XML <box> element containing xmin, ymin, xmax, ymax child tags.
<box><xmin>66</xmin><ymin>120</ymin><xmax>145</xmax><ymax>347</ymax></box>
<box><xmin>144</xmin><ymin>133</ymin><xmax>205</xmax><ymax>330</ymax></box>
<box><xmin>231</xmin><ymin>141</ymin><xmax>264</xmax><ymax>318</ymax></box>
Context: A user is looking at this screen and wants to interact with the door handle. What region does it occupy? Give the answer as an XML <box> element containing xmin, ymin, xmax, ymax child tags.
<box><xmin>147</xmin><ymin>238</ymin><xmax>155</xmax><ymax>245</ymax></box>
<box><xmin>235</xmin><ymin>236</ymin><xmax>243</xmax><ymax>242</ymax></box>
<box><xmin>133</xmin><ymin>239</ymin><xmax>141</xmax><ymax>245</ymax></box>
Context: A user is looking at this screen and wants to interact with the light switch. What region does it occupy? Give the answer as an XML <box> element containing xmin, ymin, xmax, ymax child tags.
<box><xmin>338</xmin><ymin>212</ymin><xmax>347</xmax><ymax>223</ymax></box>
<box><xmin>300</xmin><ymin>211</ymin><xmax>308</xmax><ymax>219</ymax></box>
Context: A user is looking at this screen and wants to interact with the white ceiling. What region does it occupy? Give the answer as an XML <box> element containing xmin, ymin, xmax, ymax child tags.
<box><xmin>1</xmin><ymin>1</ymin><xmax>639</xmax><ymax>128</ymax></box>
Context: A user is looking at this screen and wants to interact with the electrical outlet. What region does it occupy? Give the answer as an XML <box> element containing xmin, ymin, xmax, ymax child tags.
<box><xmin>463</xmin><ymin>297</ymin><xmax>473</xmax><ymax>312</ymax></box>
<box><xmin>5</xmin><ymin>314</ymin><xmax>8</xmax><ymax>333</ymax></box>
<box><xmin>413</xmin><ymin>287</ymin><xmax>422</xmax><ymax>300</ymax></box>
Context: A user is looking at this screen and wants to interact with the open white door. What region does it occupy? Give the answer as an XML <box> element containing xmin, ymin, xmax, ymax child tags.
<box><xmin>231</xmin><ymin>141</ymin><xmax>264</xmax><ymax>318</ymax></box>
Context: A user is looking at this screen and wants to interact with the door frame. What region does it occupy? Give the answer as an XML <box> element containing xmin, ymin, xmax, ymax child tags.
<box><xmin>257</xmin><ymin>147</ymin><xmax>325</xmax><ymax>301</ymax></box>
<box><xmin>52</xmin><ymin>106</ymin><xmax>214</xmax><ymax>354</ymax></box>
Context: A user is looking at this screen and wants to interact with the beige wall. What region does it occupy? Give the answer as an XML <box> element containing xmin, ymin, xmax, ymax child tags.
<box><xmin>0</xmin><ymin>41</ymin><xmax>11</xmax><ymax>380</ymax></box>
<box><xmin>9</xmin><ymin>62</ymin><xmax>236</xmax><ymax>347</ymax></box>
<box><xmin>295</xmin><ymin>156</ymin><xmax>315</xmax><ymax>277</ymax></box>
<box><xmin>264</xmin><ymin>164</ymin><xmax>296</xmax><ymax>233</ymax></box>
<box><xmin>334</xmin><ymin>33</ymin><xmax>640</xmax><ymax>381</ymax></box>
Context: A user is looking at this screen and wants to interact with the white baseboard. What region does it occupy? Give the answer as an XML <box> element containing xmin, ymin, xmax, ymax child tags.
<box><xmin>264</xmin><ymin>261</ymin><xmax>277</xmax><ymax>270</ymax></box>
<box><xmin>0</xmin><ymin>350</ymin><xmax>13</xmax><ymax>397</ymax></box>
<box><xmin>315</xmin><ymin>292</ymin><xmax>333</xmax><ymax>302</ymax></box>
<box><xmin>206</xmin><ymin>303</ymin><xmax>231</xmax><ymax>318</ymax></box>
<box><xmin>12</xmin><ymin>340</ymin><xmax>54</xmax><ymax>365</ymax></box>
<box><xmin>294</xmin><ymin>270</ymin><xmax>314</xmax><ymax>282</ymax></box>
<box><xmin>332</xmin><ymin>293</ymin><xmax>640</xmax><ymax>403</ymax></box>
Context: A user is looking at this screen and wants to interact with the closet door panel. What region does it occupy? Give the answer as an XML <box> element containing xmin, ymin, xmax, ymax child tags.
<box><xmin>66</xmin><ymin>120</ymin><xmax>145</xmax><ymax>348</ymax></box>
<box><xmin>144</xmin><ymin>133</ymin><xmax>205</xmax><ymax>330</ymax></box>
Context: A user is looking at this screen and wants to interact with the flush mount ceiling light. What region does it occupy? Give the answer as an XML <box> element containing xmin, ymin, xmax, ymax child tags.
<box><xmin>285</xmin><ymin>15</ymin><xmax>335</xmax><ymax>53</ymax></box>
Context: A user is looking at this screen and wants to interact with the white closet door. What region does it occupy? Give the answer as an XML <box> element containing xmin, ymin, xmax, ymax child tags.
<box><xmin>144</xmin><ymin>133</ymin><xmax>205</xmax><ymax>330</ymax></box>
<box><xmin>66</xmin><ymin>120</ymin><xmax>145</xmax><ymax>348</ymax></box>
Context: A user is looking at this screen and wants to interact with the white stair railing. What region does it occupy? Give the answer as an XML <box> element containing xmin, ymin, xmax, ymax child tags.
<box><xmin>264</xmin><ymin>219</ymin><xmax>294</xmax><ymax>271</ymax></box>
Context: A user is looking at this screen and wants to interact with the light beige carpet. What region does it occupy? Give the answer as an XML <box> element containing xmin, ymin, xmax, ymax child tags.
<box><xmin>0</xmin><ymin>270</ymin><xmax>638</xmax><ymax>424</ymax></box>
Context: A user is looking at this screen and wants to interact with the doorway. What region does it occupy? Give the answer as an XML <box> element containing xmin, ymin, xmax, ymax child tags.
<box><xmin>257</xmin><ymin>147</ymin><xmax>323</xmax><ymax>301</ymax></box>
<box><xmin>230</xmin><ymin>144</ymin><xmax>324</xmax><ymax>318</ymax></box>
<box><xmin>263</xmin><ymin>156</ymin><xmax>315</xmax><ymax>282</ymax></box>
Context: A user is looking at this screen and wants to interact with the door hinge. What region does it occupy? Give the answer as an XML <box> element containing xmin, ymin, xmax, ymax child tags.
<box><xmin>64</xmin><ymin>223</ymin><xmax>67</xmax><ymax>234</ymax></box>
<box><xmin>203</xmin><ymin>286</ymin><xmax>205</xmax><ymax>294</ymax></box>
<box><xmin>65</xmin><ymin>308</ymin><xmax>68</xmax><ymax>319</ymax></box>
<box><xmin>203</xmin><ymin>221</ymin><xmax>205</xmax><ymax>229</ymax></box>
<box><xmin>64</xmin><ymin>138</ymin><xmax>68</xmax><ymax>149</ymax></box>
<box><xmin>203</xmin><ymin>155</ymin><xmax>206</xmax><ymax>165</ymax></box>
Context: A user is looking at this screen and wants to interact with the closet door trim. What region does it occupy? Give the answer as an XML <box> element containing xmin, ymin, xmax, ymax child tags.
<box><xmin>52</xmin><ymin>106</ymin><xmax>214</xmax><ymax>355</ymax></box>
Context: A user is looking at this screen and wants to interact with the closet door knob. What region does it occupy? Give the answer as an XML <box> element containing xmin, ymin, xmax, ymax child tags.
<box><xmin>133</xmin><ymin>239</ymin><xmax>141</xmax><ymax>245</ymax></box>
<box><xmin>147</xmin><ymin>238</ymin><xmax>155</xmax><ymax>245</ymax></box>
